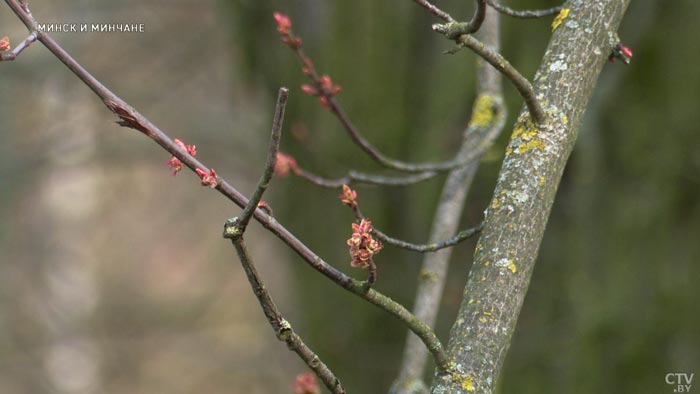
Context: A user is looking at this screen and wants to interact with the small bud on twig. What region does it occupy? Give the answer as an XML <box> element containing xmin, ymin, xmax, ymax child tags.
<box><xmin>195</xmin><ymin>167</ymin><xmax>218</xmax><ymax>188</ymax></box>
<box><xmin>609</xmin><ymin>42</ymin><xmax>633</xmax><ymax>65</ymax></box>
<box><xmin>0</xmin><ymin>36</ymin><xmax>10</xmax><ymax>52</ymax></box>
<box><xmin>274</xmin><ymin>152</ymin><xmax>299</xmax><ymax>177</ymax></box>
<box><xmin>339</xmin><ymin>184</ymin><xmax>358</xmax><ymax>207</ymax></box>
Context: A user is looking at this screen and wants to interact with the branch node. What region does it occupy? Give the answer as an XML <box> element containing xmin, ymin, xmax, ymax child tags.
<box><xmin>223</xmin><ymin>217</ymin><xmax>243</xmax><ymax>240</ymax></box>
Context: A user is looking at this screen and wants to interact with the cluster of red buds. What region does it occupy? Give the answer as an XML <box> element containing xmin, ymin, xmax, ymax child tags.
<box><xmin>347</xmin><ymin>219</ymin><xmax>383</xmax><ymax>269</ymax></box>
<box><xmin>0</xmin><ymin>36</ymin><xmax>10</xmax><ymax>52</ymax></box>
<box><xmin>274</xmin><ymin>152</ymin><xmax>300</xmax><ymax>177</ymax></box>
<box><xmin>273</xmin><ymin>12</ymin><xmax>342</xmax><ymax>108</ymax></box>
<box><xmin>339</xmin><ymin>184</ymin><xmax>357</xmax><ymax>208</ymax></box>
<box><xmin>301</xmin><ymin>74</ymin><xmax>342</xmax><ymax>108</ymax></box>
<box><xmin>195</xmin><ymin>167</ymin><xmax>218</xmax><ymax>188</ymax></box>
<box><xmin>292</xmin><ymin>372</ymin><xmax>320</xmax><ymax>394</ymax></box>
<box><xmin>167</xmin><ymin>138</ymin><xmax>197</xmax><ymax>175</ymax></box>
<box><xmin>609</xmin><ymin>42</ymin><xmax>633</xmax><ymax>64</ymax></box>
<box><xmin>274</xmin><ymin>12</ymin><xmax>302</xmax><ymax>50</ymax></box>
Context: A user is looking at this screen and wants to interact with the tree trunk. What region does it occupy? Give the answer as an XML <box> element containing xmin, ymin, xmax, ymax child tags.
<box><xmin>431</xmin><ymin>1</ymin><xmax>631</xmax><ymax>393</ymax></box>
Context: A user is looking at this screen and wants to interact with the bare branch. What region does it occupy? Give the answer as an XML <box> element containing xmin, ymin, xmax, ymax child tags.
<box><xmin>281</xmin><ymin>26</ymin><xmax>490</xmax><ymax>173</ymax></box>
<box><xmin>224</xmin><ymin>233</ymin><xmax>346</xmax><ymax>394</ymax></box>
<box><xmin>449</xmin><ymin>33</ymin><xmax>545</xmax><ymax>124</ymax></box>
<box><xmin>349</xmin><ymin>202</ymin><xmax>484</xmax><ymax>254</ymax></box>
<box><xmin>0</xmin><ymin>31</ymin><xmax>38</xmax><ymax>61</ymax></box>
<box><xmin>486</xmin><ymin>0</ymin><xmax>563</xmax><ymax>19</ymax></box>
<box><xmin>295</xmin><ymin>167</ymin><xmax>439</xmax><ymax>188</ymax></box>
<box><xmin>236</xmin><ymin>87</ymin><xmax>288</xmax><ymax>232</ymax></box>
<box><xmin>372</xmin><ymin>223</ymin><xmax>482</xmax><ymax>253</ymax></box>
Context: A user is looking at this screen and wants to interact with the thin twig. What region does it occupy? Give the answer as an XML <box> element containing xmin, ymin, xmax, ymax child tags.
<box><xmin>327</xmin><ymin>97</ymin><xmax>479</xmax><ymax>172</ymax></box>
<box><xmin>451</xmin><ymin>34</ymin><xmax>544</xmax><ymax>124</ymax></box>
<box><xmin>2</xmin><ymin>0</ymin><xmax>451</xmax><ymax>375</ymax></box>
<box><xmin>438</xmin><ymin>0</ymin><xmax>487</xmax><ymax>38</ymax></box>
<box><xmin>413</xmin><ymin>0</ymin><xmax>454</xmax><ymax>23</ymax></box>
<box><xmin>486</xmin><ymin>0</ymin><xmax>563</xmax><ymax>19</ymax></box>
<box><xmin>373</xmin><ymin>223</ymin><xmax>483</xmax><ymax>253</ymax></box>
<box><xmin>289</xmin><ymin>42</ymin><xmax>486</xmax><ymax>173</ymax></box>
<box><xmin>420</xmin><ymin>2</ymin><xmax>546</xmax><ymax>124</ymax></box>
<box><xmin>225</xmin><ymin>234</ymin><xmax>346</xmax><ymax>394</ymax></box>
<box><xmin>468</xmin><ymin>0</ymin><xmax>488</xmax><ymax>34</ymax></box>
<box><xmin>236</xmin><ymin>87</ymin><xmax>288</xmax><ymax>232</ymax></box>
<box><xmin>296</xmin><ymin>167</ymin><xmax>439</xmax><ymax>188</ymax></box>
<box><xmin>0</xmin><ymin>30</ymin><xmax>38</xmax><ymax>61</ymax></box>
<box><xmin>350</xmin><ymin>204</ymin><xmax>484</xmax><ymax>254</ymax></box>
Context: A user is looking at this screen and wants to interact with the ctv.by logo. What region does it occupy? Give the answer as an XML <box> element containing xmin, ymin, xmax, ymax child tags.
<box><xmin>666</xmin><ymin>373</ymin><xmax>694</xmax><ymax>393</ymax></box>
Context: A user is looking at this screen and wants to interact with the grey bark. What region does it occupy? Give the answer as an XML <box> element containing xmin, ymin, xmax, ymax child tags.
<box><xmin>430</xmin><ymin>1</ymin><xmax>631</xmax><ymax>393</ymax></box>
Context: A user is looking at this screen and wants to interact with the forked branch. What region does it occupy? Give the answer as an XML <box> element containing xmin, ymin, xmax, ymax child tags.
<box><xmin>415</xmin><ymin>0</ymin><xmax>546</xmax><ymax>124</ymax></box>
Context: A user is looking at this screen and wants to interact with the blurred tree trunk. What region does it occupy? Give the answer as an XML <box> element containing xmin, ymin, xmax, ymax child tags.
<box><xmin>431</xmin><ymin>1</ymin><xmax>630</xmax><ymax>393</ymax></box>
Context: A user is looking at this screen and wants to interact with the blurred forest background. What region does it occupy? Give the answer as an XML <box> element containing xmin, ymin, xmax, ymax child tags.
<box><xmin>0</xmin><ymin>0</ymin><xmax>698</xmax><ymax>393</ymax></box>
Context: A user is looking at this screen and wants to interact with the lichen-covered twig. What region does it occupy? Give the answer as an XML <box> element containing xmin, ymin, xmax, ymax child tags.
<box><xmin>486</xmin><ymin>0</ymin><xmax>563</xmax><ymax>19</ymax></box>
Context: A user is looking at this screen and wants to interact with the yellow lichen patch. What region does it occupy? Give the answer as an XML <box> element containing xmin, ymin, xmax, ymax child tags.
<box><xmin>490</xmin><ymin>197</ymin><xmax>501</xmax><ymax>210</ymax></box>
<box><xmin>481</xmin><ymin>276</ymin><xmax>487</xmax><ymax>282</ymax></box>
<box><xmin>512</xmin><ymin>120</ymin><xmax>538</xmax><ymax>141</ymax></box>
<box><xmin>419</xmin><ymin>269</ymin><xmax>438</xmax><ymax>282</ymax></box>
<box><xmin>539</xmin><ymin>176</ymin><xmax>546</xmax><ymax>186</ymax></box>
<box><xmin>517</xmin><ymin>139</ymin><xmax>546</xmax><ymax>154</ymax></box>
<box><xmin>551</xmin><ymin>8</ymin><xmax>570</xmax><ymax>31</ymax></box>
<box><xmin>484</xmin><ymin>261</ymin><xmax>491</xmax><ymax>266</ymax></box>
<box><xmin>459</xmin><ymin>375</ymin><xmax>475</xmax><ymax>392</ymax></box>
<box><xmin>469</xmin><ymin>95</ymin><xmax>495</xmax><ymax>127</ymax></box>
<box><xmin>508</xmin><ymin>261</ymin><xmax>518</xmax><ymax>274</ymax></box>
<box><xmin>479</xmin><ymin>316</ymin><xmax>488</xmax><ymax>323</ymax></box>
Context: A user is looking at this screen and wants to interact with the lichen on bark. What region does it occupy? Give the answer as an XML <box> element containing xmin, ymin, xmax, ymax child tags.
<box><xmin>430</xmin><ymin>1</ymin><xmax>631</xmax><ymax>393</ymax></box>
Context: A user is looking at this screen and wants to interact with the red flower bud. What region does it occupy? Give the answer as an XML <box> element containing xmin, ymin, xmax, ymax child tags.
<box><xmin>0</xmin><ymin>36</ymin><xmax>10</xmax><ymax>52</ymax></box>
<box><xmin>273</xmin><ymin>12</ymin><xmax>292</xmax><ymax>35</ymax></box>
<box><xmin>196</xmin><ymin>167</ymin><xmax>218</xmax><ymax>188</ymax></box>
<box><xmin>339</xmin><ymin>184</ymin><xmax>358</xmax><ymax>207</ymax></box>
<box><xmin>274</xmin><ymin>152</ymin><xmax>299</xmax><ymax>177</ymax></box>
<box><xmin>301</xmin><ymin>84</ymin><xmax>317</xmax><ymax>96</ymax></box>
<box><xmin>292</xmin><ymin>372</ymin><xmax>320</xmax><ymax>394</ymax></box>
<box><xmin>167</xmin><ymin>157</ymin><xmax>183</xmax><ymax>175</ymax></box>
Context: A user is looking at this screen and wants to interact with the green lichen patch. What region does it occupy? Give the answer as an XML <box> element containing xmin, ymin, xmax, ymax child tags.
<box><xmin>469</xmin><ymin>95</ymin><xmax>496</xmax><ymax>127</ymax></box>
